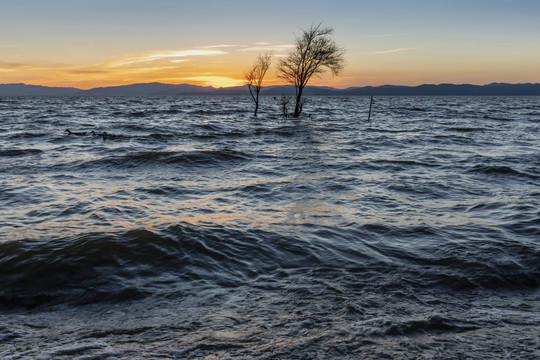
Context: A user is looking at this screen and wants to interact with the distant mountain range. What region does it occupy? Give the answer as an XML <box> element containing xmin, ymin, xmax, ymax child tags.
<box><xmin>1</xmin><ymin>82</ymin><xmax>539</xmax><ymax>96</ymax></box>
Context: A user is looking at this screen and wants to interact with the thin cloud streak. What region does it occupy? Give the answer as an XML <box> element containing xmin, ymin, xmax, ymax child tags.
<box><xmin>236</xmin><ymin>44</ymin><xmax>295</xmax><ymax>52</ymax></box>
<box><xmin>147</xmin><ymin>50</ymin><xmax>227</xmax><ymax>59</ymax></box>
<box><xmin>0</xmin><ymin>61</ymin><xmax>34</xmax><ymax>71</ymax></box>
<box><xmin>68</xmin><ymin>69</ymin><xmax>111</xmax><ymax>75</ymax></box>
<box><xmin>362</xmin><ymin>33</ymin><xmax>406</xmax><ymax>38</ymax></box>
<box><xmin>205</xmin><ymin>44</ymin><xmax>246</xmax><ymax>48</ymax></box>
<box><xmin>103</xmin><ymin>49</ymin><xmax>227</xmax><ymax>68</ymax></box>
<box><xmin>372</xmin><ymin>47</ymin><xmax>416</xmax><ymax>54</ymax></box>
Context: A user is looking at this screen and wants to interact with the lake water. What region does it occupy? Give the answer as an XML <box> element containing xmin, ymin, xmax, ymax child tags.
<box><xmin>1</xmin><ymin>96</ymin><xmax>539</xmax><ymax>359</ymax></box>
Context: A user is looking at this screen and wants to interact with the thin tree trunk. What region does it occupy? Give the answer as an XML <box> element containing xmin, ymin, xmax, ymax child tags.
<box><xmin>293</xmin><ymin>87</ymin><xmax>304</xmax><ymax>118</ymax></box>
<box><xmin>254</xmin><ymin>89</ymin><xmax>261</xmax><ymax>116</ymax></box>
<box><xmin>368</xmin><ymin>95</ymin><xmax>373</xmax><ymax>121</ymax></box>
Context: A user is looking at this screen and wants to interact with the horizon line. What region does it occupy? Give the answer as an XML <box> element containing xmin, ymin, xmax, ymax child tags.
<box><xmin>2</xmin><ymin>81</ymin><xmax>539</xmax><ymax>91</ymax></box>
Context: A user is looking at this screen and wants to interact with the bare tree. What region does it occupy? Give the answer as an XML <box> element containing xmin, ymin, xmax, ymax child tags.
<box><xmin>244</xmin><ymin>52</ymin><xmax>272</xmax><ymax>116</ymax></box>
<box><xmin>277</xmin><ymin>23</ymin><xmax>345</xmax><ymax>118</ymax></box>
<box><xmin>277</xmin><ymin>96</ymin><xmax>291</xmax><ymax>118</ymax></box>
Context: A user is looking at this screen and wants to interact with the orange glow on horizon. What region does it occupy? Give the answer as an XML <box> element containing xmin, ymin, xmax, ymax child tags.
<box><xmin>173</xmin><ymin>76</ymin><xmax>245</xmax><ymax>88</ymax></box>
<box><xmin>2</xmin><ymin>44</ymin><xmax>538</xmax><ymax>90</ymax></box>
<box><xmin>0</xmin><ymin>60</ymin><xmax>358</xmax><ymax>90</ymax></box>
<box><xmin>2</xmin><ymin>1</ymin><xmax>540</xmax><ymax>91</ymax></box>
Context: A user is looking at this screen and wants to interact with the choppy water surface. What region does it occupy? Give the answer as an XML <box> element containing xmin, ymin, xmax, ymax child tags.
<box><xmin>1</xmin><ymin>96</ymin><xmax>539</xmax><ymax>359</ymax></box>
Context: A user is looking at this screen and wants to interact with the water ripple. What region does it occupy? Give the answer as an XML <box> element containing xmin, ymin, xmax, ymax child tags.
<box><xmin>1</xmin><ymin>96</ymin><xmax>539</xmax><ymax>358</ymax></box>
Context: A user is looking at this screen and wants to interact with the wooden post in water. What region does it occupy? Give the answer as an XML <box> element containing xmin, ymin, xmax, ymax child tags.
<box><xmin>368</xmin><ymin>95</ymin><xmax>374</xmax><ymax>122</ymax></box>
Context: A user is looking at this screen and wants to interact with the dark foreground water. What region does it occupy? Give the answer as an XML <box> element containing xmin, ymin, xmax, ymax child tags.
<box><xmin>0</xmin><ymin>96</ymin><xmax>539</xmax><ymax>359</ymax></box>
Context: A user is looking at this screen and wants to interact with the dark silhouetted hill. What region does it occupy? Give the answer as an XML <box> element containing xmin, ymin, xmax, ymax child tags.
<box><xmin>0</xmin><ymin>83</ymin><xmax>81</xmax><ymax>96</ymax></box>
<box><xmin>81</xmin><ymin>82</ymin><xmax>217</xmax><ymax>96</ymax></box>
<box><xmin>2</xmin><ymin>82</ymin><xmax>539</xmax><ymax>96</ymax></box>
<box><xmin>341</xmin><ymin>83</ymin><xmax>540</xmax><ymax>96</ymax></box>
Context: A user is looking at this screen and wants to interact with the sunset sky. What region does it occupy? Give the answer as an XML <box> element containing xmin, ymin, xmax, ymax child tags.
<box><xmin>1</xmin><ymin>0</ymin><xmax>539</xmax><ymax>89</ymax></box>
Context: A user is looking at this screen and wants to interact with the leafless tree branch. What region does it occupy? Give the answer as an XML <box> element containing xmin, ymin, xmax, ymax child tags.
<box><xmin>277</xmin><ymin>23</ymin><xmax>345</xmax><ymax>118</ymax></box>
<box><xmin>244</xmin><ymin>52</ymin><xmax>272</xmax><ymax>116</ymax></box>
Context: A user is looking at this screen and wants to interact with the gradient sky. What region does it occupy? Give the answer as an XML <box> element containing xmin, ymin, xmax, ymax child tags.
<box><xmin>1</xmin><ymin>0</ymin><xmax>539</xmax><ymax>89</ymax></box>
